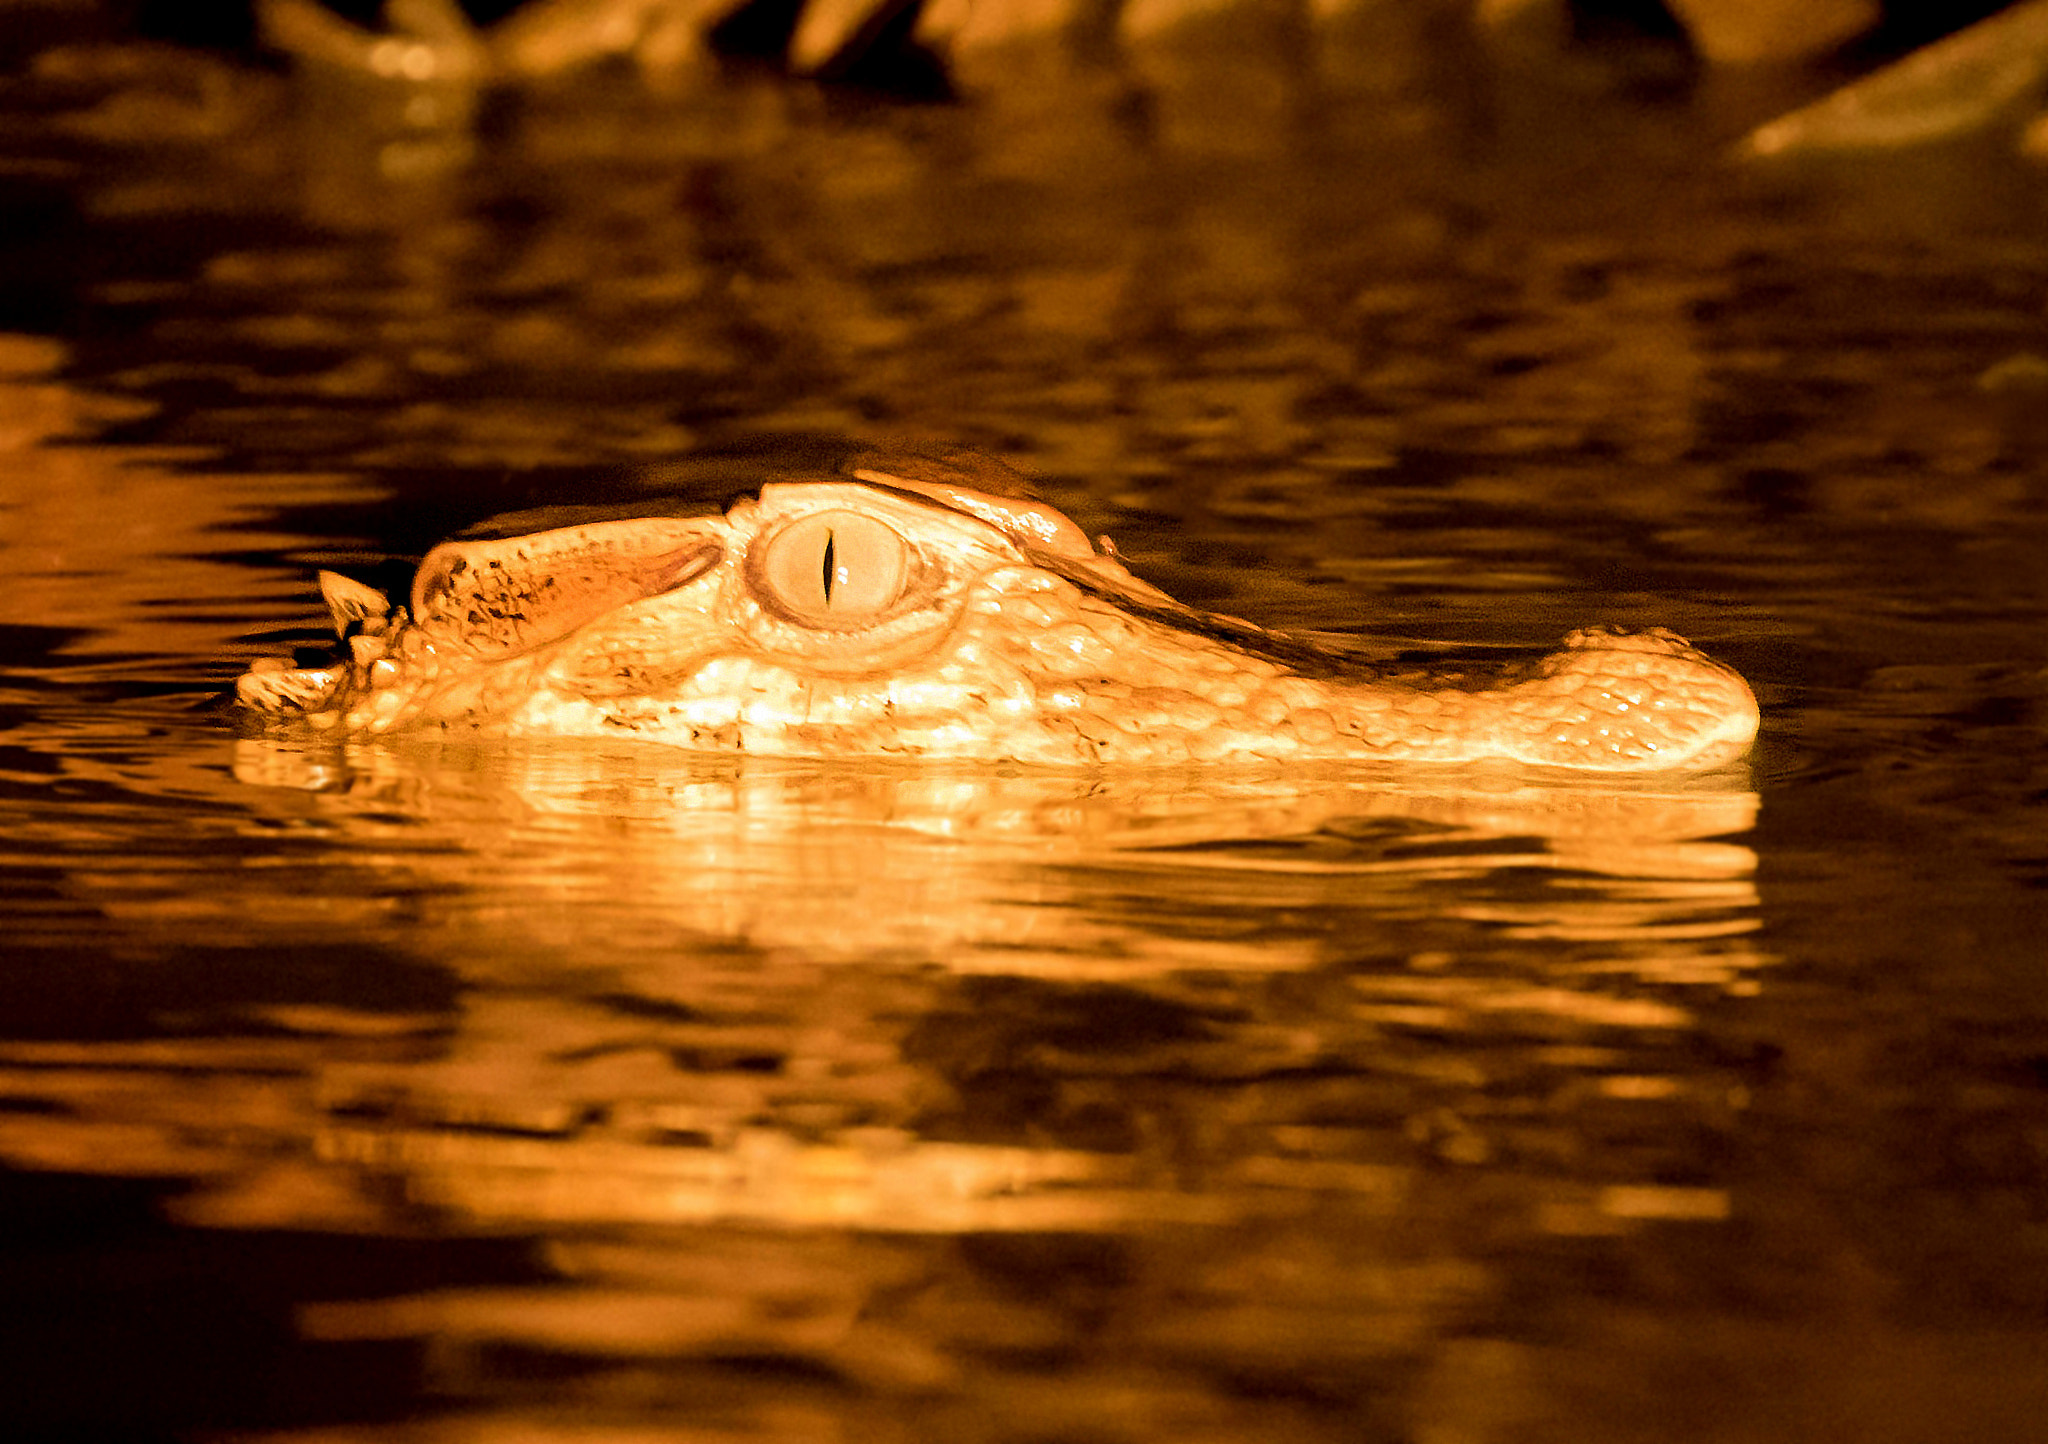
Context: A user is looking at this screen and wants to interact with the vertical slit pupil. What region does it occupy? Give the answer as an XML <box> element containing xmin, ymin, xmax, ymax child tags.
<box><xmin>822</xmin><ymin>531</ymin><xmax>836</xmax><ymax>605</ymax></box>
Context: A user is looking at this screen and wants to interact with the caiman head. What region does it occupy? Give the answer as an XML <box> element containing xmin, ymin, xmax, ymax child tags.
<box><xmin>237</xmin><ymin>452</ymin><xmax>1760</xmax><ymax>771</ymax></box>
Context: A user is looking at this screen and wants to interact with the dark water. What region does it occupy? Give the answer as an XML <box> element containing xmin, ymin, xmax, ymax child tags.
<box><xmin>3</xmin><ymin>16</ymin><xmax>2048</xmax><ymax>1443</ymax></box>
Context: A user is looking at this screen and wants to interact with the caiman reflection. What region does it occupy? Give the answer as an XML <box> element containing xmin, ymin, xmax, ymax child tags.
<box><xmin>237</xmin><ymin>452</ymin><xmax>1761</xmax><ymax>771</ymax></box>
<box><xmin>211</xmin><ymin>733</ymin><xmax>1763</xmax><ymax>1234</ymax></box>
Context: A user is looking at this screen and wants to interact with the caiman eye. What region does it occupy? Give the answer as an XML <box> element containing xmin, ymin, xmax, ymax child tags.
<box><xmin>758</xmin><ymin>510</ymin><xmax>911</xmax><ymax>625</ymax></box>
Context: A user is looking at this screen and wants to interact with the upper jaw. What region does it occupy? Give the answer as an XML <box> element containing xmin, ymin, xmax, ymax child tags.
<box><xmin>236</xmin><ymin>513</ymin><xmax>734</xmax><ymax>725</ymax></box>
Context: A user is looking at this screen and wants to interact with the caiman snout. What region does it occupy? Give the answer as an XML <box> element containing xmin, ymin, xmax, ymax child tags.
<box><xmin>411</xmin><ymin>522</ymin><xmax>725</xmax><ymax>661</ymax></box>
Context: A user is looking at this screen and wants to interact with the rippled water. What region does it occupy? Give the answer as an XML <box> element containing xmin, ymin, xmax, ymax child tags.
<box><xmin>4</xmin><ymin>17</ymin><xmax>2048</xmax><ymax>1443</ymax></box>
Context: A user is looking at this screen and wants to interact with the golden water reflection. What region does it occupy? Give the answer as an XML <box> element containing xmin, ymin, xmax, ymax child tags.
<box><xmin>0</xmin><ymin>721</ymin><xmax>1766</xmax><ymax>1439</ymax></box>
<box><xmin>0</xmin><ymin>335</ymin><xmax>363</xmax><ymax>682</ymax></box>
<box><xmin>222</xmin><ymin>732</ymin><xmax>1760</xmax><ymax>976</ymax></box>
<box><xmin>2</xmin><ymin>728</ymin><xmax>1761</xmax><ymax>1241</ymax></box>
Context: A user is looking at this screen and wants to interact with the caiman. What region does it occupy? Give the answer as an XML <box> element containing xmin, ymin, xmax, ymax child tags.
<box><xmin>236</xmin><ymin>451</ymin><xmax>1760</xmax><ymax>771</ymax></box>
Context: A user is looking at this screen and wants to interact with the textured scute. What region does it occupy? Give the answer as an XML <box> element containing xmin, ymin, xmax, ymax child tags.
<box><xmin>1489</xmin><ymin>628</ymin><xmax>1760</xmax><ymax>770</ymax></box>
<box><xmin>235</xmin><ymin>469</ymin><xmax>1760</xmax><ymax>773</ymax></box>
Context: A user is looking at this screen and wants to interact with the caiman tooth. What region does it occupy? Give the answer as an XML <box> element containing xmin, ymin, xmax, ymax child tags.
<box><xmin>236</xmin><ymin>666</ymin><xmax>342</xmax><ymax>713</ymax></box>
<box><xmin>320</xmin><ymin>571</ymin><xmax>395</xmax><ymax>640</ymax></box>
<box><xmin>349</xmin><ymin>633</ymin><xmax>390</xmax><ymax>665</ymax></box>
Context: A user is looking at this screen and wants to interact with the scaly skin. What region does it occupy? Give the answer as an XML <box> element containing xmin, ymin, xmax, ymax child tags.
<box><xmin>237</xmin><ymin>457</ymin><xmax>1760</xmax><ymax>771</ymax></box>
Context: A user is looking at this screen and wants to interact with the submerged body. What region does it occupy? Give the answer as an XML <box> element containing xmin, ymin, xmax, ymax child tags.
<box><xmin>237</xmin><ymin>453</ymin><xmax>1760</xmax><ymax>772</ymax></box>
